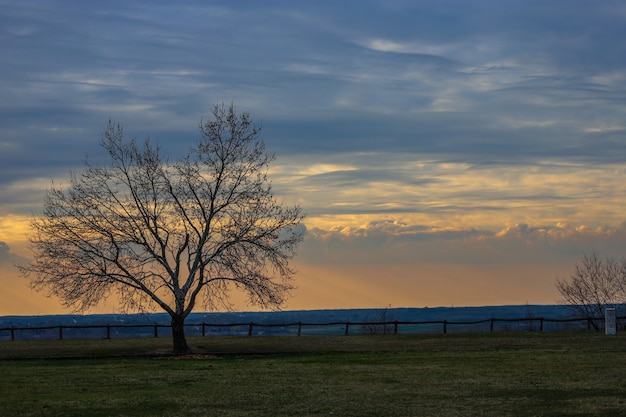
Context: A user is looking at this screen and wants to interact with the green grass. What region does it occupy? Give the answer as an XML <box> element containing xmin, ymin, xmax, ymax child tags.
<box><xmin>1</xmin><ymin>333</ymin><xmax>626</xmax><ymax>416</ymax></box>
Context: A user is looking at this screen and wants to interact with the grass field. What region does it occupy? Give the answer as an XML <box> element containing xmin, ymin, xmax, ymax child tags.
<box><xmin>1</xmin><ymin>332</ymin><xmax>625</xmax><ymax>416</ymax></box>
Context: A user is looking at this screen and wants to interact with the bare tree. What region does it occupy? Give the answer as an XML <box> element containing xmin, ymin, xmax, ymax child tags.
<box><xmin>362</xmin><ymin>305</ymin><xmax>396</xmax><ymax>335</ymax></box>
<box><xmin>19</xmin><ymin>103</ymin><xmax>305</xmax><ymax>353</ymax></box>
<box><xmin>556</xmin><ymin>252</ymin><xmax>626</xmax><ymax>330</ymax></box>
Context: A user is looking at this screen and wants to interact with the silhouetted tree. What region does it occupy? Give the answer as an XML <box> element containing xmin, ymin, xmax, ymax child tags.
<box><xmin>19</xmin><ymin>103</ymin><xmax>304</xmax><ymax>353</ymax></box>
<box><xmin>556</xmin><ymin>252</ymin><xmax>626</xmax><ymax>330</ymax></box>
<box><xmin>362</xmin><ymin>305</ymin><xmax>396</xmax><ymax>335</ymax></box>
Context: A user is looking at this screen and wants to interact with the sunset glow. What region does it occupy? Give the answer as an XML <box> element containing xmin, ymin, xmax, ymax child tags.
<box><xmin>2</xmin><ymin>1</ymin><xmax>626</xmax><ymax>315</ymax></box>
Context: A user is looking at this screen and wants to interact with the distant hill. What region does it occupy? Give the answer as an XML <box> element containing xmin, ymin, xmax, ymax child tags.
<box><xmin>0</xmin><ymin>304</ymin><xmax>574</xmax><ymax>329</ymax></box>
<box><xmin>1</xmin><ymin>303</ymin><xmax>607</xmax><ymax>341</ymax></box>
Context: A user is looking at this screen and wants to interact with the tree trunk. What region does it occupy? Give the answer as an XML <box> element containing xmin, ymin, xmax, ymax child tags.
<box><xmin>171</xmin><ymin>314</ymin><xmax>190</xmax><ymax>354</ymax></box>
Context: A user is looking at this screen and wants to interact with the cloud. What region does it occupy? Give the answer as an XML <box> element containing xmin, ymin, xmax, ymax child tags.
<box><xmin>1</xmin><ymin>1</ymin><xmax>626</xmax><ymax>311</ymax></box>
<box><xmin>1</xmin><ymin>1</ymin><xmax>625</xmax><ymax>182</ymax></box>
<box><xmin>298</xmin><ymin>221</ymin><xmax>626</xmax><ymax>267</ymax></box>
<box><xmin>0</xmin><ymin>241</ymin><xmax>28</xmax><ymax>266</ymax></box>
<box><xmin>0</xmin><ymin>241</ymin><xmax>11</xmax><ymax>262</ymax></box>
<box><xmin>272</xmin><ymin>154</ymin><xmax>626</xmax><ymax>236</ymax></box>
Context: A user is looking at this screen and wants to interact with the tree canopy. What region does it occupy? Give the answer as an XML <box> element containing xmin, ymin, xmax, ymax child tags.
<box><xmin>20</xmin><ymin>103</ymin><xmax>305</xmax><ymax>353</ymax></box>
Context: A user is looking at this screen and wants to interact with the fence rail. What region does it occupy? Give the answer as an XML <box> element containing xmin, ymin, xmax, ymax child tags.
<box><xmin>1</xmin><ymin>315</ymin><xmax>623</xmax><ymax>341</ymax></box>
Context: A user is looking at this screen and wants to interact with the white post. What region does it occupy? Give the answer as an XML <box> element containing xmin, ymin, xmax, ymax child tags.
<box><xmin>605</xmin><ymin>307</ymin><xmax>616</xmax><ymax>335</ymax></box>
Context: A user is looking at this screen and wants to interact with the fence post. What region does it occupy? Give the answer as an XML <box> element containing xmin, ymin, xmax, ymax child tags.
<box><xmin>106</xmin><ymin>324</ymin><xmax>111</xmax><ymax>340</ymax></box>
<box><xmin>202</xmin><ymin>323</ymin><xmax>206</xmax><ymax>337</ymax></box>
<box><xmin>10</xmin><ymin>327</ymin><xmax>15</xmax><ymax>341</ymax></box>
<box><xmin>154</xmin><ymin>324</ymin><xmax>158</xmax><ymax>338</ymax></box>
<box><xmin>490</xmin><ymin>318</ymin><xmax>495</xmax><ymax>332</ymax></box>
<box><xmin>345</xmin><ymin>322</ymin><xmax>350</xmax><ymax>336</ymax></box>
<box><xmin>58</xmin><ymin>325</ymin><xmax>63</xmax><ymax>340</ymax></box>
<box><xmin>394</xmin><ymin>320</ymin><xmax>398</xmax><ymax>335</ymax></box>
<box><xmin>443</xmin><ymin>320</ymin><xmax>447</xmax><ymax>334</ymax></box>
<box><xmin>248</xmin><ymin>322</ymin><xmax>254</xmax><ymax>336</ymax></box>
<box><xmin>297</xmin><ymin>322</ymin><xmax>302</xmax><ymax>337</ymax></box>
<box><xmin>540</xmin><ymin>317</ymin><xmax>544</xmax><ymax>332</ymax></box>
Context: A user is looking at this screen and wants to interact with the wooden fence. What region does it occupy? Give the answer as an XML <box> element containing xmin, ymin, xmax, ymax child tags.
<box><xmin>1</xmin><ymin>315</ymin><xmax>623</xmax><ymax>341</ymax></box>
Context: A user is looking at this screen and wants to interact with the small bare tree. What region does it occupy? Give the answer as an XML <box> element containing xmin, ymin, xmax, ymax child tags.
<box><xmin>362</xmin><ymin>305</ymin><xmax>396</xmax><ymax>335</ymax></box>
<box><xmin>556</xmin><ymin>252</ymin><xmax>626</xmax><ymax>330</ymax></box>
<box><xmin>19</xmin><ymin>103</ymin><xmax>304</xmax><ymax>353</ymax></box>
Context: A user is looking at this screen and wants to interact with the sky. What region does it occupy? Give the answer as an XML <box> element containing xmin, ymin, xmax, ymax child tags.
<box><xmin>2</xmin><ymin>0</ymin><xmax>626</xmax><ymax>315</ymax></box>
